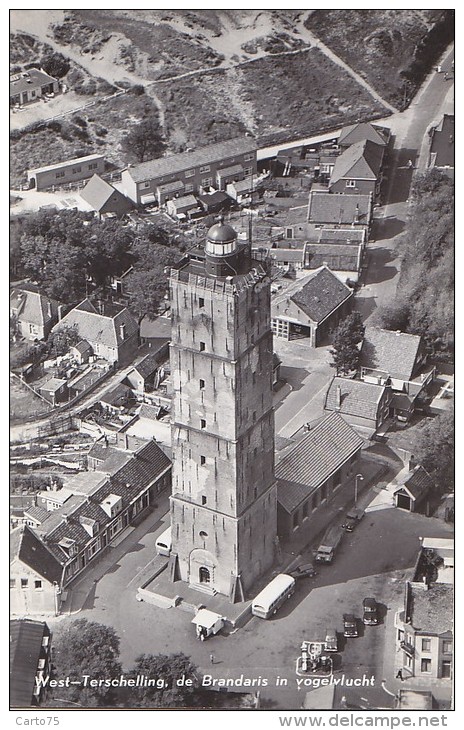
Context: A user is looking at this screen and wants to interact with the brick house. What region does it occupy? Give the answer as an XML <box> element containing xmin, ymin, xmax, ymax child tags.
<box><xmin>10</xmin><ymin>284</ymin><xmax>60</xmax><ymax>341</ymax></box>
<box><xmin>271</xmin><ymin>266</ymin><xmax>353</xmax><ymax>346</ymax></box>
<box><xmin>324</xmin><ymin>375</ymin><xmax>392</xmax><ymax>438</ymax></box>
<box><xmin>276</xmin><ymin>412</ymin><xmax>365</xmax><ymax>540</ymax></box>
<box><xmin>52</xmin><ymin>298</ymin><xmax>139</xmax><ymax>365</ymax></box>
<box><xmin>120</xmin><ymin>137</ymin><xmax>257</xmax><ymax>206</ymax></box>
<box><xmin>328</xmin><ymin>139</ymin><xmax>385</xmax><ymax>197</ymax></box>
<box><xmin>10</xmin><ymin>619</ymin><xmax>52</xmax><ymax>707</ymax></box>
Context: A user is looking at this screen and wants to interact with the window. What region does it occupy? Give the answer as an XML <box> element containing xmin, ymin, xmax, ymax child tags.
<box><xmin>345</xmin><ymin>179</ymin><xmax>356</xmax><ymax>188</ymax></box>
<box><xmin>244</xmin><ymin>167</ymin><xmax>253</xmax><ymax>176</ymax></box>
<box><xmin>199</xmin><ymin>165</ymin><xmax>210</xmax><ymax>173</ymax></box>
<box><xmin>199</xmin><ymin>297</ymin><xmax>205</xmax><ymax>308</ymax></box>
<box><xmin>72</xmin><ymin>166</ymin><xmax>82</xmax><ymax>174</ymax></box>
<box><xmin>199</xmin><ymin>342</ymin><xmax>206</xmax><ymax>352</ymax></box>
<box><xmin>200</xmin><ymin>419</ymin><xmax>206</xmax><ymax>429</ymax></box>
<box><xmin>89</xmin><ymin>163</ymin><xmax>98</xmax><ymax>170</ymax></box>
<box><xmin>443</xmin><ymin>640</ymin><xmax>453</xmax><ymax>654</ymax></box>
<box><xmin>321</xmin><ymin>484</ymin><xmax>328</xmax><ymax>502</ymax></box>
<box><xmin>333</xmin><ymin>469</ymin><xmax>342</xmax><ymax>488</ymax></box>
<box><xmin>202</xmin><ymin>177</ymin><xmax>213</xmax><ymax>187</ymax></box>
<box><xmin>312</xmin><ymin>493</ymin><xmax>318</xmax><ymax>511</ymax></box>
<box><xmin>252</xmin><ymin>411</ymin><xmax>256</xmax><ymax>422</ymax></box>
<box><xmin>302</xmin><ymin>502</ymin><xmax>309</xmax><ymax>520</ymax></box>
<box><xmin>34</xmin><ymin>580</ymin><xmax>42</xmax><ymax>590</ymax></box>
<box><xmin>422</xmin><ymin>638</ymin><xmax>431</xmax><ymax>652</ymax></box>
<box><xmin>200</xmin><ymin>455</ymin><xmax>206</xmax><ymax>465</ymax></box>
<box><xmin>10</xmin><ymin>579</ymin><xmax>16</xmax><ymax>589</ymax></box>
<box><xmin>199</xmin><ymin>379</ymin><xmax>205</xmax><ymax>390</ymax></box>
<box><xmin>21</xmin><ymin>579</ymin><xmax>28</xmax><ymax>588</ymax></box>
<box><xmin>142</xmin><ymin>181</ymin><xmax>150</xmax><ymax>189</ymax></box>
<box><xmin>185</xmin><ymin>184</ymin><xmax>194</xmax><ymax>193</ymax></box>
<box><xmin>55</xmin><ymin>171</ymin><xmax>65</xmax><ymax>179</ymax></box>
<box><xmin>397</xmin><ymin>629</ymin><xmax>404</xmax><ymax>642</ymax></box>
<box><xmin>185</xmin><ymin>169</ymin><xmax>195</xmax><ymax>178</ymax></box>
<box><xmin>244</xmin><ymin>154</ymin><xmax>254</xmax><ymax>162</ymax></box>
<box><xmin>292</xmin><ymin>511</ymin><xmax>299</xmax><ymax>529</ymax></box>
<box><xmin>201</xmin><ymin>496</ymin><xmax>207</xmax><ymax>505</ymax></box>
<box><xmin>286</xmin><ymin>228</ymin><xmax>294</xmax><ymax>239</ymax></box>
<box><xmin>421</xmin><ymin>658</ymin><xmax>432</xmax><ymax>673</ymax></box>
<box><xmin>441</xmin><ymin>661</ymin><xmax>452</xmax><ymax>678</ymax></box>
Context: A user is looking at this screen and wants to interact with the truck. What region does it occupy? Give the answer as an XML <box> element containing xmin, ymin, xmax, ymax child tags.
<box><xmin>315</xmin><ymin>525</ymin><xmax>344</xmax><ymax>564</ymax></box>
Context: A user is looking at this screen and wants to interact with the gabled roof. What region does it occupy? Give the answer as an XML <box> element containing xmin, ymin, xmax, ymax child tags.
<box><xmin>308</xmin><ymin>191</ymin><xmax>372</xmax><ymax>225</ymax></box>
<box><xmin>10</xmin><ymin>285</ymin><xmax>60</xmax><ymax>327</ymax></box>
<box><xmin>71</xmin><ymin>339</ymin><xmax>92</xmax><ymax>355</ymax></box>
<box><xmin>10</xmin><ymin>525</ymin><xmax>64</xmax><ymax>583</ymax></box>
<box><xmin>125</xmin><ymin>137</ymin><xmax>256</xmax><ymax>184</ymax></box>
<box><xmin>132</xmin><ymin>351</ymin><xmax>161</xmax><ymax>379</ymax></box>
<box><xmin>23</xmin><ymin>505</ymin><xmax>49</xmax><ymax>524</ymax></box>
<box><xmin>338</xmin><ymin>122</ymin><xmax>389</xmax><ymax>148</ymax></box>
<box><xmin>276</xmin><ymin>412</ymin><xmax>364</xmax><ymax>512</ymax></box>
<box><xmin>305</xmin><ymin>243</ymin><xmax>361</xmax><ymax>272</ymax></box>
<box><xmin>10</xmin><ymin>619</ymin><xmax>50</xmax><ymax>707</ymax></box>
<box><xmin>360</xmin><ymin>327</ymin><xmax>422</xmax><ymax>382</ymax></box>
<box><xmin>100</xmin><ymin>383</ymin><xmax>133</xmax><ymax>407</ymax></box>
<box><xmin>395</xmin><ymin>465</ymin><xmax>434</xmax><ymax>499</ymax></box>
<box><xmin>330</xmin><ymin>140</ymin><xmax>384</xmax><ymax>185</ymax></box>
<box><xmin>53</xmin><ymin>298</ymin><xmax>138</xmax><ymax>350</ymax></box>
<box><xmin>80</xmin><ymin>174</ymin><xmax>131</xmax><ymax>212</ymax></box>
<box><xmin>169</xmin><ymin>194</ymin><xmax>198</xmax><ymax>209</ymax></box>
<box><xmin>290</xmin><ymin>267</ymin><xmax>352</xmax><ymax>323</ymax></box>
<box><xmin>324</xmin><ymin>376</ymin><xmax>386</xmax><ymax>419</ymax></box>
<box><xmin>319</xmin><ymin>228</ymin><xmax>366</xmax><ymax>244</ymax></box>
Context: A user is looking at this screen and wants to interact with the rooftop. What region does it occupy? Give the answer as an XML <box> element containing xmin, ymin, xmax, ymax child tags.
<box><xmin>276</xmin><ymin>412</ymin><xmax>365</xmax><ymax>512</ymax></box>
<box><xmin>80</xmin><ymin>174</ymin><xmax>131</xmax><ymax>212</ymax></box>
<box><xmin>395</xmin><ymin>465</ymin><xmax>434</xmax><ymax>500</ymax></box>
<box><xmin>305</xmin><ymin>242</ymin><xmax>362</xmax><ymax>272</ymax></box>
<box><xmin>10</xmin><ymin>619</ymin><xmax>50</xmax><ymax>708</ymax></box>
<box><xmin>289</xmin><ymin>266</ymin><xmax>352</xmax><ymax>323</ymax></box>
<box><xmin>338</xmin><ymin>122</ymin><xmax>389</xmax><ymax>148</ymax></box>
<box><xmin>430</xmin><ymin>114</ymin><xmax>454</xmax><ymax>168</ymax></box>
<box><xmin>28</xmin><ymin>153</ymin><xmax>104</xmax><ymax>177</ymax></box>
<box><xmin>330</xmin><ymin>139</ymin><xmax>384</xmax><ymax>185</ymax></box>
<box><xmin>10</xmin><ymin>285</ymin><xmax>60</xmax><ymax>327</ymax></box>
<box><xmin>53</xmin><ymin>298</ymin><xmax>138</xmax><ymax>349</ymax></box>
<box><xmin>125</xmin><ymin>137</ymin><xmax>256</xmax><ymax>184</ymax></box>
<box><xmin>360</xmin><ymin>327</ymin><xmax>422</xmax><ymax>382</ymax></box>
<box><xmin>308</xmin><ymin>191</ymin><xmax>372</xmax><ymax>225</ymax></box>
<box><xmin>10</xmin><ymin>525</ymin><xmax>64</xmax><ymax>583</ymax></box>
<box><xmin>409</xmin><ymin>583</ymin><xmax>453</xmax><ymax>635</ymax></box>
<box><xmin>10</xmin><ymin>67</ymin><xmax>57</xmax><ymax>96</ymax></box>
<box><xmin>324</xmin><ymin>376</ymin><xmax>386</xmax><ymax>419</ymax></box>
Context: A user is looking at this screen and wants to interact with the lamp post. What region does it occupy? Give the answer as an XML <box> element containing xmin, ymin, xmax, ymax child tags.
<box><xmin>354</xmin><ymin>474</ymin><xmax>364</xmax><ymax>506</ymax></box>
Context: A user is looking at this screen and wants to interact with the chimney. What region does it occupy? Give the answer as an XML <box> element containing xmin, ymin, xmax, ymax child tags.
<box><xmin>119</xmin><ymin>323</ymin><xmax>126</xmax><ymax>340</ymax></box>
<box><xmin>336</xmin><ymin>385</ymin><xmax>342</xmax><ymax>408</ymax></box>
<box><xmin>57</xmin><ymin>304</ymin><xmax>66</xmax><ymax>321</ymax></box>
<box><xmin>47</xmin><ymin>301</ymin><xmax>52</xmax><ymax>318</ymax></box>
<box><xmin>353</xmin><ymin>204</ymin><xmax>360</xmax><ymax>225</ymax></box>
<box><xmin>98</xmin><ymin>300</ymin><xmax>104</xmax><ymax>315</ymax></box>
<box><xmin>62</xmin><ymin>514</ymin><xmax>68</xmax><ymax>524</ymax></box>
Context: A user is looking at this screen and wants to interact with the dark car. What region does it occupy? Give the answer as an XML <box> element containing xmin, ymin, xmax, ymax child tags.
<box><xmin>343</xmin><ymin>613</ymin><xmax>358</xmax><ymax>638</ymax></box>
<box><xmin>362</xmin><ymin>597</ymin><xmax>379</xmax><ymax>626</ymax></box>
<box><xmin>342</xmin><ymin>508</ymin><xmax>364</xmax><ymax>532</ymax></box>
<box><xmin>289</xmin><ymin>563</ymin><xmax>317</xmax><ymax>580</ymax></box>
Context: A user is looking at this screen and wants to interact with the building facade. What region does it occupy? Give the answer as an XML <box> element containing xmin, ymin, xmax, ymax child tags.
<box><xmin>27</xmin><ymin>154</ymin><xmax>105</xmax><ymax>192</ymax></box>
<box><xmin>169</xmin><ymin>220</ymin><xmax>277</xmax><ymax>600</ymax></box>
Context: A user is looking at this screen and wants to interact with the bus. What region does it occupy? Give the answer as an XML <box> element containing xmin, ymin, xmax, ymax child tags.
<box><xmin>251</xmin><ymin>574</ymin><xmax>296</xmax><ymax>619</ymax></box>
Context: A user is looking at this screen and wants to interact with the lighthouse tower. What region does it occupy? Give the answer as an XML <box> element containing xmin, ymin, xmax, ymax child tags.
<box><xmin>168</xmin><ymin>219</ymin><xmax>277</xmax><ymax>600</ymax></box>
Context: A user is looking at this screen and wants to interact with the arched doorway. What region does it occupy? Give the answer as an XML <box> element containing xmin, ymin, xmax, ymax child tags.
<box><xmin>199</xmin><ymin>566</ymin><xmax>211</xmax><ymax>584</ymax></box>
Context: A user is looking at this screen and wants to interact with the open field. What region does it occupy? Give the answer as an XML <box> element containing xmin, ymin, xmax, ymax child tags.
<box><xmin>306</xmin><ymin>9</ymin><xmax>452</xmax><ymax>108</ymax></box>
<box><xmin>10</xmin><ymin>377</ymin><xmax>53</xmax><ymax>422</ymax></box>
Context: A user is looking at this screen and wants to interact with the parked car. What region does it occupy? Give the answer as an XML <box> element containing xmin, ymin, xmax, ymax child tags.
<box><xmin>343</xmin><ymin>613</ymin><xmax>358</xmax><ymax>638</ymax></box>
<box><xmin>289</xmin><ymin>562</ymin><xmax>317</xmax><ymax>580</ymax></box>
<box><xmin>362</xmin><ymin>597</ymin><xmax>379</xmax><ymax>626</ymax></box>
<box><xmin>325</xmin><ymin>628</ymin><xmax>338</xmax><ymax>652</ymax></box>
<box><xmin>342</xmin><ymin>508</ymin><xmax>364</xmax><ymax>532</ymax></box>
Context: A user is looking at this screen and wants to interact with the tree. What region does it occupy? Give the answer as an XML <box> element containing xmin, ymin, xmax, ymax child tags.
<box><xmin>411</xmin><ymin>409</ymin><xmax>454</xmax><ymax>490</ymax></box>
<box><xmin>46</xmin><ymin>325</ymin><xmax>80</xmax><ymax>357</ymax></box>
<box><xmin>330</xmin><ymin>312</ymin><xmax>365</xmax><ymax>376</ymax></box>
<box><xmin>122</xmin><ymin>117</ymin><xmax>165</xmax><ymax>162</ymax></box>
<box><xmin>48</xmin><ymin>619</ymin><xmax>122</xmax><ymax>707</ymax></box>
<box><xmin>124</xmin><ymin>653</ymin><xmax>198</xmax><ymax>708</ymax></box>
<box><xmin>40</xmin><ymin>52</ymin><xmax>70</xmax><ymax>79</ymax></box>
<box><xmin>127</xmin><ymin>244</ymin><xmax>181</xmax><ymax>323</ymax></box>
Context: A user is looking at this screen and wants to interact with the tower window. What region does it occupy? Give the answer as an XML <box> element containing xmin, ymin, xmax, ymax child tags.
<box><xmin>199</xmin><ymin>531</ymin><xmax>208</xmax><ymax>539</ymax></box>
<box><xmin>199</xmin><ymin>297</ymin><xmax>205</xmax><ymax>308</ymax></box>
<box><xmin>202</xmin><ymin>496</ymin><xmax>207</xmax><ymax>505</ymax></box>
<box><xmin>200</xmin><ymin>419</ymin><xmax>206</xmax><ymax>429</ymax></box>
<box><xmin>200</xmin><ymin>455</ymin><xmax>206</xmax><ymax>465</ymax></box>
<box><xmin>199</xmin><ymin>379</ymin><xmax>205</xmax><ymax>390</ymax></box>
<box><xmin>200</xmin><ymin>342</ymin><xmax>206</xmax><ymax>351</ymax></box>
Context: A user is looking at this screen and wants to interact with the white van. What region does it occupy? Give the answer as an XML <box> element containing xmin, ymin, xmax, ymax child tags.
<box><xmin>251</xmin><ymin>573</ymin><xmax>296</xmax><ymax>619</ymax></box>
<box><xmin>155</xmin><ymin>526</ymin><xmax>171</xmax><ymax>556</ymax></box>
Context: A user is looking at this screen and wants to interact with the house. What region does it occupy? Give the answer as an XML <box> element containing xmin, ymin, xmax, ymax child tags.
<box><xmin>337</xmin><ymin>122</ymin><xmax>390</xmax><ymax>149</ymax></box>
<box><xmin>328</xmin><ymin>140</ymin><xmax>385</xmax><ymax>197</ymax></box>
<box><xmin>37</xmin><ymin>487</ymin><xmax>75</xmax><ymax>512</ymax></box>
<box><xmin>10</xmin><ymin>525</ymin><xmax>64</xmax><ymax>615</ymax></box>
<box><xmin>307</xmin><ymin>191</ymin><xmax>373</xmax><ymax>228</ymax></box>
<box><xmin>10</xmin><ymin>619</ymin><xmax>52</xmax><ymax>707</ymax></box>
<box><xmin>87</xmin><ymin>432</ymin><xmax>149</xmax><ymax>471</ymax></box>
<box><xmin>125</xmin><ymin>349</ymin><xmax>168</xmax><ymax>395</ymax></box>
<box><xmin>226</xmin><ymin>178</ymin><xmax>261</xmax><ymax>205</ymax></box>
<box><xmin>303</xmin><ymin>242</ymin><xmax>364</xmax><ymax>282</ymax></box>
<box><xmin>33</xmin><ymin>438</ymin><xmax>171</xmax><ymax>587</ymax></box>
<box><xmin>110</xmin><ymin>266</ymin><xmax>134</xmax><ymax>297</ymax></box>
<box><xmin>27</xmin><ymin>154</ymin><xmax>105</xmax><ymax>192</ymax></box>
<box><xmin>198</xmin><ymin>190</ymin><xmax>231</xmax><ymax>215</ymax></box>
<box><xmin>166</xmin><ymin>194</ymin><xmax>202</xmax><ymax>220</ymax></box>
<box><xmin>70</xmin><ymin>340</ymin><xmax>93</xmax><ymax>365</ymax></box>
<box><xmin>394</xmin><ymin>465</ymin><xmax>435</xmax><ymax>513</ymax></box>
<box><xmin>120</xmin><ymin>137</ymin><xmax>257</xmax><ymax>206</ymax></box>
<box><xmin>268</xmin><ymin>247</ymin><xmax>305</xmax><ymax>273</ymax></box>
<box><xmin>359</xmin><ymin>327</ymin><xmax>429</xmax><ymax>395</ymax></box>
<box><xmin>428</xmin><ymin>114</ymin><xmax>454</xmax><ymax>176</ymax></box>
<box><xmin>139</xmin><ymin>314</ymin><xmax>171</xmax><ymax>347</ymax></box>
<box><xmin>37</xmin><ymin>377</ymin><xmax>68</xmax><ymax>406</ymax></box>
<box><xmin>324</xmin><ymin>375</ymin><xmax>392</xmax><ymax>438</ymax></box>
<box><xmin>22</xmin><ymin>505</ymin><xmax>49</xmax><ymax>529</ymax></box>
<box><xmin>10</xmin><ymin>68</ymin><xmax>59</xmax><ymax>106</ymax></box>
<box><xmin>394</xmin><ymin>540</ymin><xmax>453</xmax><ymax>688</ymax></box>
<box><xmin>80</xmin><ymin>174</ymin><xmax>133</xmax><ymax>218</ymax></box>
<box><xmin>10</xmin><ymin>284</ymin><xmax>60</xmax><ymax>341</ymax></box>
<box><xmin>276</xmin><ymin>412</ymin><xmax>365</xmax><ymax>540</ymax></box>
<box><xmin>52</xmin><ymin>298</ymin><xmax>139</xmax><ymax>365</ymax></box>
<box><xmin>271</xmin><ymin>266</ymin><xmax>353</xmax><ymax>346</ymax></box>
<box><xmin>99</xmin><ymin>383</ymin><xmax>134</xmax><ymax>413</ymax></box>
